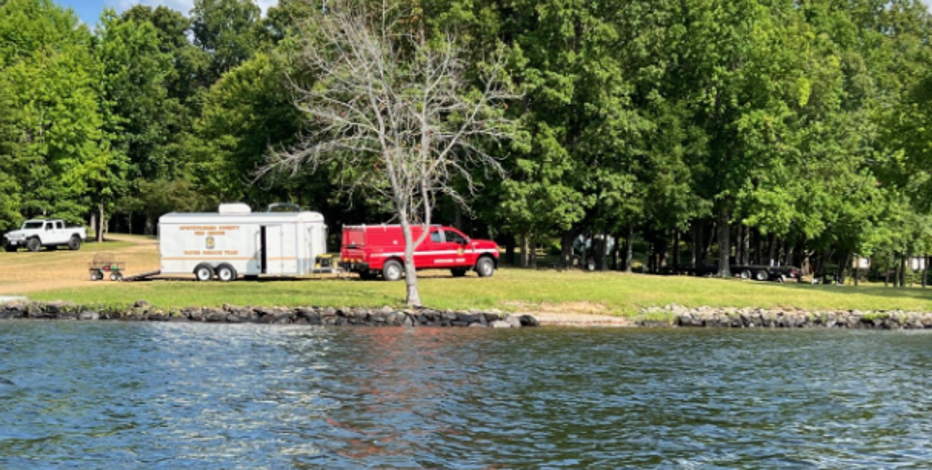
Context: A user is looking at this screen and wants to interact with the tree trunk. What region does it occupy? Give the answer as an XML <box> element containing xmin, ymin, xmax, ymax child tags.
<box><xmin>624</xmin><ymin>226</ymin><xmax>634</xmax><ymax>273</ymax></box>
<box><xmin>611</xmin><ymin>232</ymin><xmax>620</xmax><ymax>271</ymax></box>
<box><xmin>838</xmin><ymin>252</ymin><xmax>851</xmax><ymax>285</ymax></box>
<box><xmin>894</xmin><ymin>253</ymin><xmax>901</xmax><ymax>288</ymax></box>
<box><xmin>672</xmin><ymin>230</ymin><xmax>680</xmax><ymax>272</ymax></box>
<box><xmin>742</xmin><ymin>225</ymin><xmax>751</xmax><ymax>265</ymax></box>
<box><xmin>900</xmin><ymin>253</ymin><xmax>907</xmax><ymax>288</ymax></box>
<box><xmin>717</xmin><ymin>209</ymin><xmax>731</xmax><ymax>277</ymax></box>
<box><xmin>596</xmin><ymin>235</ymin><xmax>607</xmax><ymax>271</ymax></box>
<box><xmin>560</xmin><ymin>230</ymin><xmax>574</xmax><ymax>270</ymax></box>
<box><xmin>453</xmin><ymin>205</ymin><xmax>462</xmax><ymax>230</ymax></box>
<box><xmin>504</xmin><ymin>234</ymin><xmax>516</xmax><ymax>266</ymax></box>
<box><xmin>144</xmin><ymin>215</ymin><xmax>154</xmax><ymax>236</ymax></box>
<box><xmin>520</xmin><ymin>234</ymin><xmax>529</xmax><ymax>268</ymax></box>
<box><xmin>658</xmin><ymin>235</ymin><xmax>669</xmax><ymax>271</ymax></box>
<box><xmin>398</xmin><ymin>214</ymin><xmax>422</xmax><ymax>307</ymax></box>
<box><xmin>784</xmin><ymin>241</ymin><xmax>795</xmax><ymax>267</ymax></box>
<box><xmin>692</xmin><ymin>223</ymin><xmax>700</xmax><ymax>269</ymax></box>
<box><xmin>529</xmin><ymin>237</ymin><xmax>537</xmax><ymax>269</ymax></box>
<box><xmin>854</xmin><ymin>254</ymin><xmax>860</xmax><ymax>287</ymax></box>
<box><xmin>885</xmin><ymin>256</ymin><xmax>890</xmax><ymax>287</ymax></box>
<box><xmin>97</xmin><ymin>199</ymin><xmax>105</xmax><ymax>243</ymax></box>
<box><xmin>704</xmin><ymin>222</ymin><xmax>715</xmax><ymax>265</ymax></box>
<box><xmin>924</xmin><ymin>255</ymin><xmax>929</xmax><ymax>288</ymax></box>
<box><xmin>90</xmin><ymin>213</ymin><xmax>97</xmax><ymax>240</ymax></box>
<box><xmin>767</xmin><ymin>234</ymin><xmax>777</xmax><ymax>267</ymax></box>
<box><xmin>734</xmin><ymin>225</ymin><xmax>743</xmax><ymax>267</ymax></box>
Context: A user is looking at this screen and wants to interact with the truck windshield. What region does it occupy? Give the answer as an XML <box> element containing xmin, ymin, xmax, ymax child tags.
<box><xmin>22</xmin><ymin>222</ymin><xmax>43</xmax><ymax>230</ymax></box>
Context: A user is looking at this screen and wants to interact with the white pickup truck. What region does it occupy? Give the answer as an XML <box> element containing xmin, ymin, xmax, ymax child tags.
<box><xmin>3</xmin><ymin>219</ymin><xmax>87</xmax><ymax>252</ymax></box>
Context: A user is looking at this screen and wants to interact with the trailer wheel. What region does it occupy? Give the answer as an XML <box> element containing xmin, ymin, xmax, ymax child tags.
<box><xmin>476</xmin><ymin>256</ymin><xmax>495</xmax><ymax>278</ymax></box>
<box><xmin>90</xmin><ymin>269</ymin><xmax>103</xmax><ymax>281</ymax></box>
<box><xmin>110</xmin><ymin>272</ymin><xmax>123</xmax><ymax>281</ymax></box>
<box><xmin>68</xmin><ymin>235</ymin><xmax>81</xmax><ymax>251</ymax></box>
<box><xmin>26</xmin><ymin>237</ymin><xmax>41</xmax><ymax>252</ymax></box>
<box><xmin>382</xmin><ymin>260</ymin><xmax>404</xmax><ymax>281</ymax></box>
<box><xmin>450</xmin><ymin>268</ymin><xmax>468</xmax><ymax>277</ymax></box>
<box><xmin>216</xmin><ymin>264</ymin><xmax>237</xmax><ymax>282</ymax></box>
<box><xmin>754</xmin><ymin>270</ymin><xmax>769</xmax><ymax>281</ymax></box>
<box><xmin>740</xmin><ymin>269</ymin><xmax>752</xmax><ymax>279</ymax></box>
<box><xmin>194</xmin><ymin>264</ymin><xmax>215</xmax><ymax>282</ymax></box>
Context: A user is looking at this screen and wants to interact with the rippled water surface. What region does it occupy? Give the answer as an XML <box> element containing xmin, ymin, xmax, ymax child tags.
<box><xmin>0</xmin><ymin>323</ymin><xmax>930</xmax><ymax>468</ymax></box>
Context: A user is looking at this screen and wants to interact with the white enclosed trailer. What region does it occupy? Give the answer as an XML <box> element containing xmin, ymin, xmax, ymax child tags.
<box><xmin>158</xmin><ymin>204</ymin><xmax>331</xmax><ymax>281</ymax></box>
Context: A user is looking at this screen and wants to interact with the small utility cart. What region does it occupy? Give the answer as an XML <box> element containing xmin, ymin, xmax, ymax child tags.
<box><xmin>88</xmin><ymin>253</ymin><xmax>125</xmax><ymax>281</ymax></box>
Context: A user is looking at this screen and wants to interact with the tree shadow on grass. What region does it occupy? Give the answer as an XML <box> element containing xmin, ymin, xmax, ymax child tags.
<box><xmin>767</xmin><ymin>281</ymin><xmax>932</xmax><ymax>302</ymax></box>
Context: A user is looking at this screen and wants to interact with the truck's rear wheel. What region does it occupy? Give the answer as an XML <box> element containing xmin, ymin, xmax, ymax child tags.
<box><xmin>194</xmin><ymin>264</ymin><xmax>215</xmax><ymax>282</ymax></box>
<box><xmin>450</xmin><ymin>268</ymin><xmax>468</xmax><ymax>277</ymax></box>
<box><xmin>26</xmin><ymin>238</ymin><xmax>40</xmax><ymax>252</ymax></box>
<box><xmin>216</xmin><ymin>264</ymin><xmax>237</xmax><ymax>282</ymax></box>
<box><xmin>476</xmin><ymin>256</ymin><xmax>495</xmax><ymax>278</ymax></box>
<box><xmin>68</xmin><ymin>235</ymin><xmax>81</xmax><ymax>251</ymax></box>
<box><xmin>382</xmin><ymin>260</ymin><xmax>404</xmax><ymax>281</ymax></box>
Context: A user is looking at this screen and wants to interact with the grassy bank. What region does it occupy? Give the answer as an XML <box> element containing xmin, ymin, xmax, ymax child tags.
<box><xmin>4</xmin><ymin>234</ymin><xmax>932</xmax><ymax>316</ymax></box>
<box><xmin>25</xmin><ymin>268</ymin><xmax>932</xmax><ymax>316</ymax></box>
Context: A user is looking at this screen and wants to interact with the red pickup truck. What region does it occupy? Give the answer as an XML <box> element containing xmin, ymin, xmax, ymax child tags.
<box><xmin>340</xmin><ymin>225</ymin><xmax>499</xmax><ymax>280</ymax></box>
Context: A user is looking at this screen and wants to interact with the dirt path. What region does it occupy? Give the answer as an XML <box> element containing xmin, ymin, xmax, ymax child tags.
<box><xmin>528</xmin><ymin>312</ymin><xmax>635</xmax><ymax>327</ymax></box>
<box><xmin>0</xmin><ymin>234</ymin><xmax>160</xmax><ymax>295</ymax></box>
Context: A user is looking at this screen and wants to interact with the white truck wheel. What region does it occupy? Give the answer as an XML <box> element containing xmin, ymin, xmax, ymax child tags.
<box><xmin>476</xmin><ymin>257</ymin><xmax>495</xmax><ymax>278</ymax></box>
<box><xmin>382</xmin><ymin>260</ymin><xmax>403</xmax><ymax>281</ymax></box>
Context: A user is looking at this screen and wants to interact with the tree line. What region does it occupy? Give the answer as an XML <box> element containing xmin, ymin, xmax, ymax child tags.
<box><xmin>2</xmin><ymin>0</ymin><xmax>932</xmax><ymax>284</ymax></box>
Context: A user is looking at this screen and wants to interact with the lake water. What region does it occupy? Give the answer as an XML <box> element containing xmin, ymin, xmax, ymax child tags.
<box><xmin>0</xmin><ymin>323</ymin><xmax>929</xmax><ymax>468</ymax></box>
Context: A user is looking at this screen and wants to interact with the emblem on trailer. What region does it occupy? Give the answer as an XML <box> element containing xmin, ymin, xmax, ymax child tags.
<box><xmin>206</xmin><ymin>236</ymin><xmax>215</xmax><ymax>249</ymax></box>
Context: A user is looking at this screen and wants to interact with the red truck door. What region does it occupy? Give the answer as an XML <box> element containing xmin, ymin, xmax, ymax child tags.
<box><xmin>441</xmin><ymin>228</ymin><xmax>471</xmax><ymax>267</ymax></box>
<box><xmin>417</xmin><ymin>228</ymin><xmax>446</xmax><ymax>267</ymax></box>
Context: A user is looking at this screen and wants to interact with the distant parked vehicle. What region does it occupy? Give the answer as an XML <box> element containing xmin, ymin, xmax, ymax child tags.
<box><xmin>681</xmin><ymin>264</ymin><xmax>799</xmax><ymax>282</ymax></box>
<box><xmin>732</xmin><ymin>265</ymin><xmax>800</xmax><ymax>282</ymax></box>
<box><xmin>3</xmin><ymin>219</ymin><xmax>87</xmax><ymax>252</ymax></box>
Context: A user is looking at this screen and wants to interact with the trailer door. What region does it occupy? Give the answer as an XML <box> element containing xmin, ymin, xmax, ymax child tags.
<box><xmin>263</xmin><ymin>225</ymin><xmax>285</xmax><ymax>275</ymax></box>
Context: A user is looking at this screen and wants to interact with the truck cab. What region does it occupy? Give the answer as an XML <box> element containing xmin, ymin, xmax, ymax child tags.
<box><xmin>341</xmin><ymin>225</ymin><xmax>500</xmax><ymax>280</ymax></box>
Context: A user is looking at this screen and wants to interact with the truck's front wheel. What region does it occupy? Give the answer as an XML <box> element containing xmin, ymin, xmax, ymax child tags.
<box><xmin>68</xmin><ymin>235</ymin><xmax>81</xmax><ymax>251</ymax></box>
<box><xmin>476</xmin><ymin>256</ymin><xmax>495</xmax><ymax>278</ymax></box>
<box><xmin>3</xmin><ymin>244</ymin><xmax>15</xmax><ymax>253</ymax></box>
<box><xmin>382</xmin><ymin>260</ymin><xmax>404</xmax><ymax>282</ymax></box>
<box><xmin>26</xmin><ymin>238</ymin><xmax>41</xmax><ymax>252</ymax></box>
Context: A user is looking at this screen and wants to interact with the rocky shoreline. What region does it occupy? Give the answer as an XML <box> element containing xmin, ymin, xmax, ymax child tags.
<box><xmin>0</xmin><ymin>300</ymin><xmax>539</xmax><ymax>328</ymax></box>
<box><xmin>3</xmin><ymin>300</ymin><xmax>932</xmax><ymax>330</ymax></box>
<box><xmin>646</xmin><ymin>304</ymin><xmax>932</xmax><ymax>330</ymax></box>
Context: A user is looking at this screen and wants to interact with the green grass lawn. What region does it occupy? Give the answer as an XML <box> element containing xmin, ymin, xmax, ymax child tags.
<box><xmin>26</xmin><ymin>268</ymin><xmax>932</xmax><ymax>315</ymax></box>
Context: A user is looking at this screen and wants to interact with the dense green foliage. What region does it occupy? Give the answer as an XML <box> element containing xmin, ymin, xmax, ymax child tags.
<box><xmin>2</xmin><ymin>0</ymin><xmax>932</xmax><ymax>282</ymax></box>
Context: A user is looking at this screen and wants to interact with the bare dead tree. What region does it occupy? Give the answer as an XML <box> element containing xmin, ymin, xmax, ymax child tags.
<box><xmin>261</xmin><ymin>0</ymin><xmax>517</xmax><ymax>306</ymax></box>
